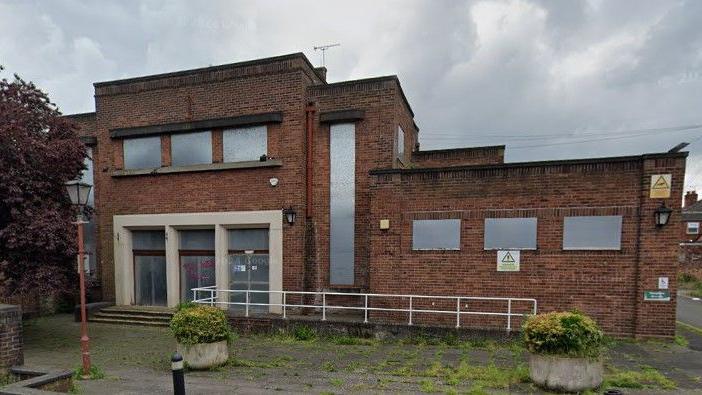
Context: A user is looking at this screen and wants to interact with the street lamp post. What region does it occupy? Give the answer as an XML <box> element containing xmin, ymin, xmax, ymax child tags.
<box><xmin>65</xmin><ymin>180</ymin><xmax>93</xmax><ymax>379</ymax></box>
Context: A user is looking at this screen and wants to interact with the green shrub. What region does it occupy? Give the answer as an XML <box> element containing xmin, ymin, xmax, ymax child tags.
<box><xmin>522</xmin><ymin>310</ymin><xmax>604</xmax><ymax>358</ymax></box>
<box><xmin>293</xmin><ymin>325</ymin><xmax>316</xmax><ymax>341</ymax></box>
<box><xmin>175</xmin><ymin>301</ymin><xmax>197</xmax><ymax>312</ymax></box>
<box><xmin>170</xmin><ymin>305</ymin><xmax>231</xmax><ymax>345</ymax></box>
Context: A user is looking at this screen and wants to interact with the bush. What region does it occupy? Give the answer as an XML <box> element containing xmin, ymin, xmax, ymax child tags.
<box><xmin>522</xmin><ymin>311</ymin><xmax>604</xmax><ymax>358</ymax></box>
<box><xmin>170</xmin><ymin>305</ymin><xmax>231</xmax><ymax>345</ymax></box>
<box><xmin>293</xmin><ymin>325</ymin><xmax>316</xmax><ymax>341</ymax></box>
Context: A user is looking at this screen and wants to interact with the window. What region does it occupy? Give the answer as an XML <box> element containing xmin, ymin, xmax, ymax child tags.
<box><xmin>396</xmin><ymin>125</ymin><xmax>405</xmax><ymax>163</ymax></box>
<box><xmin>330</xmin><ymin>123</ymin><xmax>355</xmax><ymax>284</ymax></box>
<box><xmin>179</xmin><ymin>229</ymin><xmax>216</xmax><ymax>301</ymax></box>
<box><xmin>223</xmin><ymin>125</ymin><xmax>267</xmax><ymax>162</ymax></box>
<box><xmin>484</xmin><ymin>218</ymin><xmax>537</xmax><ymax>250</ymax></box>
<box><xmin>563</xmin><ymin>216</ymin><xmax>622</xmax><ymax>250</ymax></box>
<box><xmin>687</xmin><ymin>222</ymin><xmax>700</xmax><ymax>235</ymax></box>
<box><xmin>412</xmin><ymin>219</ymin><xmax>461</xmax><ymax>250</ymax></box>
<box><xmin>171</xmin><ymin>131</ymin><xmax>212</xmax><ymax>166</ymax></box>
<box><xmin>228</xmin><ymin>228</ymin><xmax>270</xmax><ymax>312</ymax></box>
<box><xmin>123</xmin><ymin>136</ymin><xmax>161</xmax><ymax>169</ymax></box>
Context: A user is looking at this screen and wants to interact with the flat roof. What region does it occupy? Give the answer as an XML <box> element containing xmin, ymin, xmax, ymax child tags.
<box><xmin>370</xmin><ymin>151</ymin><xmax>688</xmax><ymax>175</ymax></box>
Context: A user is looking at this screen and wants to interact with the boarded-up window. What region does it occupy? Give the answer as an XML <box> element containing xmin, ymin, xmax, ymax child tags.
<box><xmin>412</xmin><ymin>219</ymin><xmax>461</xmax><ymax>250</ymax></box>
<box><xmin>330</xmin><ymin>123</ymin><xmax>355</xmax><ymax>285</ymax></box>
<box><xmin>484</xmin><ymin>218</ymin><xmax>537</xmax><ymax>250</ymax></box>
<box><xmin>123</xmin><ymin>136</ymin><xmax>161</xmax><ymax>169</ymax></box>
<box><xmin>223</xmin><ymin>125</ymin><xmax>267</xmax><ymax>162</ymax></box>
<box><xmin>563</xmin><ymin>216</ymin><xmax>622</xmax><ymax>250</ymax></box>
<box><xmin>171</xmin><ymin>131</ymin><xmax>212</xmax><ymax>166</ymax></box>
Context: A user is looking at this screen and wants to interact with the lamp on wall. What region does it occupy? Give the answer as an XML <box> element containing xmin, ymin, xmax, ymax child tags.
<box><xmin>283</xmin><ymin>207</ymin><xmax>296</xmax><ymax>225</ymax></box>
<box><xmin>654</xmin><ymin>202</ymin><xmax>672</xmax><ymax>227</ymax></box>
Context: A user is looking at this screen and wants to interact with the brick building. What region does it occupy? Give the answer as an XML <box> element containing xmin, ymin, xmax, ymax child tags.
<box><xmin>66</xmin><ymin>53</ymin><xmax>685</xmax><ymax>338</ymax></box>
<box><xmin>679</xmin><ymin>191</ymin><xmax>702</xmax><ymax>280</ymax></box>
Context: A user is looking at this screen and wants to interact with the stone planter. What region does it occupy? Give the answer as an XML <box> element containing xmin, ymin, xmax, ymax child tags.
<box><xmin>177</xmin><ymin>340</ymin><xmax>228</xmax><ymax>369</ymax></box>
<box><xmin>529</xmin><ymin>353</ymin><xmax>603</xmax><ymax>392</ymax></box>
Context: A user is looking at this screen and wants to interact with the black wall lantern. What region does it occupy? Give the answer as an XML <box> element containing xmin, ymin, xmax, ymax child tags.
<box><xmin>283</xmin><ymin>207</ymin><xmax>296</xmax><ymax>225</ymax></box>
<box><xmin>654</xmin><ymin>202</ymin><xmax>672</xmax><ymax>227</ymax></box>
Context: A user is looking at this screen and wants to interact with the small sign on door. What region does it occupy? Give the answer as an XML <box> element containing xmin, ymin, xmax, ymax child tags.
<box><xmin>497</xmin><ymin>250</ymin><xmax>520</xmax><ymax>272</ymax></box>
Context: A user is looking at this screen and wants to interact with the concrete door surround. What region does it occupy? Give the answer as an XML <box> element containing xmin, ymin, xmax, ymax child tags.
<box><xmin>113</xmin><ymin>210</ymin><xmax>283</xmax><ymax>311</ymax></box>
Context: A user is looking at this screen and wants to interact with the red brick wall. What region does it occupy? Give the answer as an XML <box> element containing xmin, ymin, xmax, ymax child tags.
<box><xmin>307</xmin><ymin>77</ymin><xmax>408</xmax><ymax>291</ymax></box>
<box><xmin>0</xmin><ymin>304</ymin><xmax>23</xmax><ymax>370</ymax></box>
<box><xmin>92</xmin><ymin>58</ymin><xmax>320</xmax><ymax>300</ymax></box>
<box><xmin>368</xmin><ymin>154</ymin><xmax>686</xmax><ymax>338</ymax></box>
<box><xmin>411</xmin><ymin>146</ymin><xmax>505</xmax><ymax>167</ymax></box>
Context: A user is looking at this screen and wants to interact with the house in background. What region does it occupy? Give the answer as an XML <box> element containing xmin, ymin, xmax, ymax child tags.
<box><xmin>66</xmin><ymin>52</ymin><xmax>685</xmax><ymax>338</ymax></box>
<box><xmin>680</xmin><ymin>191</ymin><xmax>702</xmax><ymax>279</ymax></box>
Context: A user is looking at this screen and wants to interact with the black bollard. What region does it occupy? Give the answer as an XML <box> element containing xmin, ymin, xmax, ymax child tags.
<box><xmin>172</xmin><ymin>351</ymin><xmax>185</xmax><ymax>395</ymax></box>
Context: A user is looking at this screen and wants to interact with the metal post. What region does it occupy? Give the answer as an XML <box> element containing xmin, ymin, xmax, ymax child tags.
<box><xmin>456</xmin><ymin>298</ymin><xmax>461</xmax><ymax>328</ymax></box>
<box><xmin>322</xmin><ymin>293</ymin><xmax>326</xmax><ymax>321</ymax></box>
<box><xmin>192</xmin><ymin>289</ymin><xmax>196</xmax><ymax>303</ymax></box>
<box><xmin>364</xmin><ymin>295</ymin><xmax>368</xmax><ymax>323</ymax></box>
<box><xmin>408</xmin><ymin>296</ymin><xmax>413</xmax><ymax>326</ymax></box>
<box><xmin>210</xmin><ymin>289</ymin><xmax>214</xmax><ymax>306</ymax></box>
<box><xmin>171</xmin><ymin>352</ymin><xmax>185</xmax><ymax>395</ymax></box>
<box><xmin>283</xmin><ymin>292</ymin><xmax>287</xmax><ymax>319</ymax></box>
<box><xmin>245</xmin><ymin>291</ymin><xmax>249</xmax><ymax>317</ymax></box>
<box><xmin>507</xmin><ymin>299</ymin><xmax>512</xmax><ymax>332</ymax></box>
<box><xmin>76</xmin><ymin>217</ymin><xmax>91</xmax><ymax>378</ymax></box>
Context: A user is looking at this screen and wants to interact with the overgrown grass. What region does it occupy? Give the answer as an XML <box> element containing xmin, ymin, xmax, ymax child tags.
<box><xmin>678</xmin><ymin>273</ymin><xmax>702</xmax><ymax>297</ymax></box>
<box><xmin>603</xmin><ymin>365</ymin><xmax>676</xmax><ymax>390</ymax></box>
<box><xmin>73</xmin><ymin>365</ymin><xmax>105</xmax><ymax>380</ymax></box>
<box><xmin>228</xmin><ymin>355</ymin><xmax>293</xmax><ymax>369</ymax></box>
<box><xmin>674</xmin><ymin>334</ymin><xmax>689</xmax><ymax>348</ymax></box>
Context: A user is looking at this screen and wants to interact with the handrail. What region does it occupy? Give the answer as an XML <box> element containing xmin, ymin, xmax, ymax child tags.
<box><xmin>190</xmin><ymin>286</ymin><xmax>537</xmax><ymax>332</ymax></box>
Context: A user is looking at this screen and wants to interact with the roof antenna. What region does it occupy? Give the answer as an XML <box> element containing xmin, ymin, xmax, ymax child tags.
<box><xmin>313</xmin><ymin>43</ymin><xmax>340</xmax><ymax>67</ymax></box>
<box><xmin>668</xmin><ymin>142</ymin><xmax>689</xmax><ymax>153</ymax></box>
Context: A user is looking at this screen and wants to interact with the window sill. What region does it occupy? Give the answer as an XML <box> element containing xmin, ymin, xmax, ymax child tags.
<box><xmin>112</xmin><ymin>159</ymin><xmax>282</xmax><ymax>177</ymax></box>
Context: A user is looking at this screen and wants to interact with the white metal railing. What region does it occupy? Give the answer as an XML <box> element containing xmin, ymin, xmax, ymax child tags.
<box><xmin>191</xmin><ymin>286</ymin><xmax>537</xmax><ymax>332</ymax></box>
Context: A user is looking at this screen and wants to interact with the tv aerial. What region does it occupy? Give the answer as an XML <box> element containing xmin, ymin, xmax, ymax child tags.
<box><xmin>313</xmin><ymin>43</ymin><xmax>340</xmax><ymax>67</ymax></box>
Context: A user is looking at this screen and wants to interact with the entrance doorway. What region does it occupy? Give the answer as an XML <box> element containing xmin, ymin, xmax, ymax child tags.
<box><xmin>228</xmin><ymin>228</ymin><xmax>269</xmax><ymax>313</ymax></box>
<box><xmin>132</xmin><ymin>230</ymin><xmax>167</xmax><ymax>306</ymax></box>
<box><xmin>179</xmin><ymin>229</ymin><xmax>216</xmax><ymax>302</ymax></box>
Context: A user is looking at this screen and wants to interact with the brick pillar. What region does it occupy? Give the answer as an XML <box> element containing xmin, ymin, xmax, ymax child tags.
<box><xmin>635</xmin><ymin>155</ymin><xmax>687</xmax><ymax>338</ymax></box>
<box><xmin>0</xmin><ymin>304</ymin><xmax>23</xmax><ymax>371</ymax></box>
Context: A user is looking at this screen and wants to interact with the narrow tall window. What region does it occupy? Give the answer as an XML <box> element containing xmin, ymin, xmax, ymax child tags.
<box><xmin>123</xmin><ymin>136</ymin><xmax>161</xmax><ymax>169</ymax></box>
<box><xmin>223</xmin><ymin>125</ymin><xmax>267</xmax><ymax>162</ymax></box>
<box><xmin>396</xmin><ymin>125</ymin><xmax>405</xmax><ymax>163</ymax></box>
<box><xmin>171</xmin><ymin>131</ymin><xmax>212</xmax><ymax>166</ymax></box>
<box><xmin>563</xmin><ymin>216</ymin><xmax>622</xmax><ymax>250</ymax></box>
<box><xmin>179</xmin><ymin>229</ymin><xmax>216</xmax><ymax>301</ymax></box>
<box><xmin>330</xmin><ymin>123</ymin><xmax>355</xmax><ymax>285</ymax></box>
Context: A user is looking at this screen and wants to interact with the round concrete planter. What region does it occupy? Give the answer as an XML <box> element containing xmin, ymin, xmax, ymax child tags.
<box><xmin>177</xmin><ymin>340</ymin><xmax>229</xmax><ymax>369</ymax></box>
<box><xmin>528</xmin><ymin>353</ymin><xmax>603</xmax><ymax>393</ymax></box>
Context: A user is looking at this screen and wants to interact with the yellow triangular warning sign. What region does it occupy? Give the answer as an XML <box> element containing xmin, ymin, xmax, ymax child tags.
<box><xmin>501</xmin><ymin>252</ymin><xmax>515</xmax><ymax>263</ymax></box>
<box><xmin>652</xmin><ymin>175</ymin><xmax>670</xmax><ymax>190</ymax></box>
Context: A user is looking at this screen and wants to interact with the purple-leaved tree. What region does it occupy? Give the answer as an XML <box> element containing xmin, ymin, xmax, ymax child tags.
<box><xmin>0</xmin><ymin>65</ymin><xmax>86</xmax><ymax>299</ymax></box>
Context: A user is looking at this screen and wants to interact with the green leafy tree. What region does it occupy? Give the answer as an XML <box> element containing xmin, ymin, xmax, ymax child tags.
<box><xmin>0</xmin><ymin>65</ymin><xmax>86</xmax><ymax>298</ymax></box>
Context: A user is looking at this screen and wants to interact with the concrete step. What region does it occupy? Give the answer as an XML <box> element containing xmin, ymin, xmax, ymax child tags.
<box><xmin>89</xmin><ymin>317</ymin><xmax>170</xmax><ymax>327</ymax></box>
<box><xmin>92</xmin><ymin>312</ymin><xmax>172</xmax><ymax>321</ymax></box>
<box><xmin>99</xmin><ymin>307</ymin><xmax>174</xmax><ymax>318</ymax></box>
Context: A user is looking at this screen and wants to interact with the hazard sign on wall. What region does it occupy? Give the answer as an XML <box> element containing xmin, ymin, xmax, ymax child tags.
<box><xmin>497</xmin><ymin>250</ymin><xmax>520</xmax><ymax>272</ymax></box>
<box><xmin>650</xmin><ymin>174</ymin><xmax>672</xmax><ymax>198</ymax></box>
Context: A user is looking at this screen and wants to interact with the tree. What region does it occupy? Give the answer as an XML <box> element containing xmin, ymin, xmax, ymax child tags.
<box><xmin>0</xmin><ymin>65</ymin><xmax>86</xmax><ymax>299</ymax></box>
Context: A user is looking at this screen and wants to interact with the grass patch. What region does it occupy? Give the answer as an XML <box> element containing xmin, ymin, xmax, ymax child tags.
<box><xmin>326</xmin><ymin>334</ymin><xmax>376</xmax><ymax>346</ymax></box>
<box><xmin>292</xmin><ymin>325</ymin><xmax>316</xmax><ymax>341</ymax></box>
<box><xmin>419</xmin><ymin>378</ymin><xmax>437</xmax><ymax>393</ymax></box>
<box><xmin>228</xmin><ymin>356</ymin><xmax>292</xmax><ymax>368</ymax></box>
<box><xmin>321</xmin><ymin>361</ymin><xmax>337</xmax><ymax>372</ymax></box>
<box><xmin>674</xmin><ymin>335</ymin><xmax>689</xmax><ymax>348</ymax></box>
<box><xmin>604</xmin><ymin>365</ymin><xmax>676</xmax><ymax>390</ymax></box>
<box><xmin>678</xmin><ymin>321</ymin><xmax>702</xmax><ymax>336</ymax></box>
<box><xmin>329</xmin><ymin>378</ymin><xmax>343</xmax><ymax>387</ymax></box>
<box><xmin>382</xmin><ymin>359</ymin><xmax>528</xmax><ymax>389</ymax></box>
<box><xmin>0</xmin><ymin>373</ymin><xmax>18</xmax><ymax>386</ymax></box>
<box><xmin>73</xmin><ymin>365</ymin><xmax>105</xmax><ymax>380</ymax></box>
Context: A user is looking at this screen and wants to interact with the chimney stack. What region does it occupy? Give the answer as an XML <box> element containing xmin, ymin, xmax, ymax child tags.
<box><xmin>685</xmin><ymin>190</ymin><xmax>698</xmax><ymax>207</ymax></box>
<box><xmin>314</xmin><ymin>67</ymin><xmax>327</xmax><ymax>82</ymax></box>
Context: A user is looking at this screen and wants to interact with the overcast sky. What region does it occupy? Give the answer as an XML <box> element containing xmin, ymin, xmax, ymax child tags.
<box><xmin>2</xmin><ymin>0</ymin><xmax>701</xmax><ymax>191</ymax></box>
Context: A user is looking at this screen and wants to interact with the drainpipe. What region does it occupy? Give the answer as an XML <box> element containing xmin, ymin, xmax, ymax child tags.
<box><xmin>305</xmin><ymin>102</ymin><xmax>316</xmax><ymax>218</ymax></box>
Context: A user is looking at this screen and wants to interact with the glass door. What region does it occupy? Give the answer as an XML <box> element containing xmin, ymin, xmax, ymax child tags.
<box><xmin>132</xmin><ymin>230</ymin><xmax>167</xmax><ymax>306</ymax></box>
<box><xmin>228</xmin><ymin>229</ymin><xmax>269</xmax><ymax>313</ymax></box>
<box><xmin>179</xmin><ymin>230</ymin><xmax>216</xmax><ymax>302</ymax></box>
